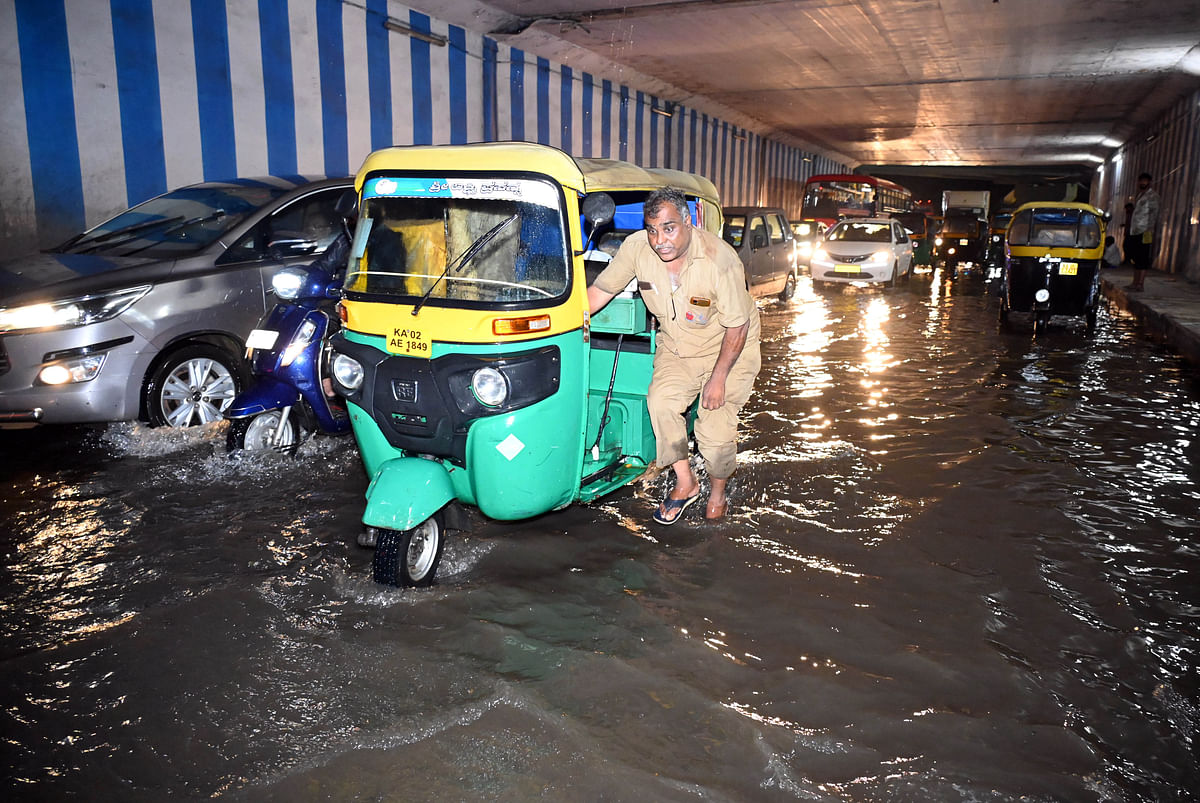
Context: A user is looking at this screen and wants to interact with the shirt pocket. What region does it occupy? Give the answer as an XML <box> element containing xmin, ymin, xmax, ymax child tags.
<box><xmin>682</xmin><ymin>295</ymin><xmax>714</xmax><ymax>327</ymax></box>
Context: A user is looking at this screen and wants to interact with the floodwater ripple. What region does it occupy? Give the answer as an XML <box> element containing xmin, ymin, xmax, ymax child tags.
<box><xmin>0</xmin><ymin>274</ymin><xmax>1196</xmax><ymax>801</ymax></box>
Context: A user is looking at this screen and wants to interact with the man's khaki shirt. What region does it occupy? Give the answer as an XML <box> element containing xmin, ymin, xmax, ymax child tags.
<box><xmin>592</xmin><ymin>227</ymin><xmax>761</xmax><ymax>360</ymax></box>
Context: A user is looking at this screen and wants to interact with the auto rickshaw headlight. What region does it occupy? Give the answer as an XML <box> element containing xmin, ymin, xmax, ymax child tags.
<box><xmin>934</xmin><ymin>237</ymin><xmax>943</xmax><ymax>246</ymax></box>
<box><xmin>332</xmin><ymin>353</ymin><xmax>364</xmax><ymax>390</ymax></box>
<box><xmin>471</xmin><ymin>366</ymin><xmax>509</xmax><ymax>407</ymax></box>
<box><xmin>1035</xmin><ymin>289</ymin><xmax>1050</xmax><ymax>303</ymax></box>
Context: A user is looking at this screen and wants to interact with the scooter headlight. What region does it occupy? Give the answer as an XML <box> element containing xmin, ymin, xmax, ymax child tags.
<box><xmin>471</xmin><ymin>366</ymin><xmax>508</xmax><ymax>407</ymax></box>
<box><xmin>1035</xmin><ymin>289</ymin><xmax>1051</xmax><ymax>303</ymax></box>
<box><xmin>332</xmin><ymin>353</ymin><xmax>364</xmax><ymax>390</ymax></box>
<box><xmin>272</xmin><ymin>268</ymin><xmax>307</xmax><ymax>300</ymax></box>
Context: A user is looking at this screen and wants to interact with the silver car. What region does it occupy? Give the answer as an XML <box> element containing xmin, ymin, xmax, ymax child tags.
<box><xmin>810</xmin><ymin>217</ymin><xmax>914</xmax><ymax>287</ymax></box>
<box><xmin>0</xmin><ymin>176</ymin><xmax>352</xmax><ymax>427</ymax></box>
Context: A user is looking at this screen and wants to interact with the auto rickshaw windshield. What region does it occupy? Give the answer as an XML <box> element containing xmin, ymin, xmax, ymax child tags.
<box><xmin>1008</xmin><ymin>208</ymin><xmax>1101</xmax><ymax>249</ymax></box>
<box><xmin>344</xmin><ymin>175</ymin><xmax>570</xmax><ymax>304</ymax></box>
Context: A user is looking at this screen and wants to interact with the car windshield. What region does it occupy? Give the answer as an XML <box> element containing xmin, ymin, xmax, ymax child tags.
<box><xmin>53</xmin><ymin>184</ymin><xmax>283</xmax><ymax>257</ymax></box>
<box><xmin>1007</xmin><ymin>208</ymin><xmax>1101</xmax><ymax>249</ymax></box>
<box><xmin>723</xmin><ymin>215</ymin><xmax>748</xmax><ymax>248</ymax></box>
<box><xmin>792</xmin><ymin>221</ymin><xmax>823</xmax><ymax>241</ymax></box>
<box><xmin>344</xmin><ymin>176</ymin><xmax>569</xmax><ymax>305</ymax></box>
<box><xmin>827</xmin><ymin>222</ymin><xmax>891</xmax><ymax>243</ymax></box>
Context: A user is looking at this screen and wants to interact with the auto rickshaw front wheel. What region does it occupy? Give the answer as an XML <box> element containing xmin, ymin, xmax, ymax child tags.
<box><xmin>1033</xmin><ymin>312</ymin><xmax>1050</xmax><ymax>335</ymax></box>
<box><xmin>372</xmin><ymin>512</ymin><xmax>445</xmax><ymax>588</ymax></box>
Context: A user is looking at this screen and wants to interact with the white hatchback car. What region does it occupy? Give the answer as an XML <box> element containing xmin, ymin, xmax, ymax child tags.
<box><xmin>810</xmin><ymin>218</ymin><xmax>914</xmax><ymax>286</ymax></box>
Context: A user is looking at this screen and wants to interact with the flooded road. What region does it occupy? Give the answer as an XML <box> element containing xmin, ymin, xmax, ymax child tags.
<box><xmin>2</xmin><ymin>269</ymin><xmax>1197</xmax><ymax>801</ymax></box>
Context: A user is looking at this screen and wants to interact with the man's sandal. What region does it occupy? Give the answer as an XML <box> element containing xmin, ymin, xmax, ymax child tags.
<box><xmin>653</xmin><ymin>491</ymin><xmax>701</xmax><ymax>525</ymax></box>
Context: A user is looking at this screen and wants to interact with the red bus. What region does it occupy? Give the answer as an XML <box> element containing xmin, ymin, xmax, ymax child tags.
<box><xmin>801</xmin><ymin>174</ymin><xmax>913</xmax><ymax>228</ymax></box>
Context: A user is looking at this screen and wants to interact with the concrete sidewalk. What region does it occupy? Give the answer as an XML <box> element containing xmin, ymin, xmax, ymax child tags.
<box><xmin>1100</xmin><ymin>267</ymin><xmax>1200</xmax><ymax>366</ymax></box>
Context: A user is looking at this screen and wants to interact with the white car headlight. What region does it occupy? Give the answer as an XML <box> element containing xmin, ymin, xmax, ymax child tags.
<box><xmin>36</xmin><ymin>354</ymin><xmax>107</xmax><ymax>385</ymax></box>
<box><xmin>471</xmin><ymin>366</ymin><xmax>508</xmax><ymax>407</ymax></box>
<box><xmin>868</xmin><ymin>250</ymin><xmax>890</xmax><ymax>265</ymax></box>
<box><xmin>0</xmin><ymin>285</ymin><xmax>151</xmax><ymax>333</ymax></box>
<box><xmin>332</xmin><ymin>353</ymin><xmax>364</xmax><ymax>390</ymax></box>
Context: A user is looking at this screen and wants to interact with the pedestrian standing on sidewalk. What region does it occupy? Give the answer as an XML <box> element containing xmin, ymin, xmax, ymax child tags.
<box><xmin>1127</xmin><ymin>172</ymin><xmax>1160</xmax><ymax>291</ymax></box>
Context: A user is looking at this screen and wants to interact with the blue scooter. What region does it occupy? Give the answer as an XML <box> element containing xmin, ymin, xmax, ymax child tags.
<box><xmin>225</xmin><ymin>244</ymin><xmax>351</xmax><ymax>454</ymax></box>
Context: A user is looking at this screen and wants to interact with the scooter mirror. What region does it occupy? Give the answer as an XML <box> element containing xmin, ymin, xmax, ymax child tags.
<box><xmin>335</xmin><ymin>189</ymin><xmax>358</xmax><ymax>219</ymax></box>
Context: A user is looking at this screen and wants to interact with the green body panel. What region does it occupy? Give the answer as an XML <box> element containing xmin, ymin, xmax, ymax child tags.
<box><xmin>343</xmin><ymin>300</ymin><xmax>660</xmax><ymax>522</ymax></box>
<box><xmin>912</xmin><ymin>238</ymin><xmax>933</xmax><ymax>266</ymax></box>
<box><xmin>363</xmin><ymin>456</ymin><xmax>456</xmax><ymax>531</ymax></box>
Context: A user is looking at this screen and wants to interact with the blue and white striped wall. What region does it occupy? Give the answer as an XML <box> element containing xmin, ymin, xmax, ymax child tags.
<box><xmin>1</xmin><ymin>0</ymin><xmax>847</xmax><ymax>254</ymax></box>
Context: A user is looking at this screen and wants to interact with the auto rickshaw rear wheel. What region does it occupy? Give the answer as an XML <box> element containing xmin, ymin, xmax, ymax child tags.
<box><xmin>372</xmin><ymin>511</ymin><xmax>445</xmax><ymax>588</ymax></box>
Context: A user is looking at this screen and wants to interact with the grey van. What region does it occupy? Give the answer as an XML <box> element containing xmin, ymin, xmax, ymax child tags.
<box><xmin>0</xmin><ymin>176</ymin><xmax>353</xmax><ymax>427</ymax></box>
<box><xmin>721</xmin><ymin>206</ymin><xmax>798</xmax><ymax>301</ymax></box>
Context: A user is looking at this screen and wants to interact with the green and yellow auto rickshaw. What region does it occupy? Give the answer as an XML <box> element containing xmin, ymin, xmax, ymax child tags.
<box><xmin>327</xmin><ymin>142</ymin><xmax>722</xmax><ymax>586</ymax></box>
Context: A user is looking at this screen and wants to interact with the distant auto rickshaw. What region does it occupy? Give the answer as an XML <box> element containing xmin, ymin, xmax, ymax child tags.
<box><xmin>892</xmin><ymin>211</ymin><xmax>934</xmax><ymax>266</ymax></box>
<box><xmin>998</xmin><ymin>201</ymin><xmax>1106</xmax><ymax>334</ymax></box>
<box><xmin>933</xmin><ymin>211</ymin><xmax>988</xmax><ymax>275</ymax></box>
<box><xmin>985</xmin><ymin>209</ymin><xmax>1014</xmax><ymax>279</ymax></box>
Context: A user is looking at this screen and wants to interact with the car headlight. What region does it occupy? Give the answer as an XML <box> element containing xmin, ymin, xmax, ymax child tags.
<box><xmin>811</xmin><ymin>247</ymin><xmax>828</xmax><ymax>264</ymax></box>
<box><xmin>798</xmin><ymin>242</ymin><xmax>813</xmax><ymax>256</ymax></box>
<box><xmin>868</xmin><ymin>250</ymin><xmax>890</xmax><ymax>265</ymax></box>
<box><xmin>332</xmin><ymin>353</ymin><xmax>364</xmax><ymax>390</ymax></box>
<box><xmin>0</xmin><ymin>285</ymin><xmax>151</xmax><ymax>333</ymax></box>
<box><xmin>272</xmin><ymin>268</ymin><xmax>307</xmax><ymax>300</ymax></box>
<box><xmin>471</xmin><ymin>366</ymin><xmax>508</xmax><ymax>407</ymax></box>
<box><xmin>36</xmin><ymin>354</ymin><xmax>107</xmax><ymax>385</ymax></box>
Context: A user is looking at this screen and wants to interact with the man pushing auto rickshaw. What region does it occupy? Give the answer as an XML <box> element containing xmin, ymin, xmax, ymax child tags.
<box><xmin>587</xmin><ymin>188</ymin><xmax>761</xmax><ymax>524</ymax></box>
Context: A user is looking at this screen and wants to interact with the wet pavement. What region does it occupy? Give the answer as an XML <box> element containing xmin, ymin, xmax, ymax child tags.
<box><xmin>1101</xmin><ymin>267</ymin><xmax>1200</xmax><ymax>367</ymax></box>
<box><xmin>1</xmin><ymin>267</ymin><xmax>1197</xmax><ymax>801</ymax></box>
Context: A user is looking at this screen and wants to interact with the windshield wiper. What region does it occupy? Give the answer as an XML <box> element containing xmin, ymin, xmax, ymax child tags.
<box><xmin>63</xmin><ymin>216</ymin><xmax>187</xmax><ymax>254</ymax></box>
<box><xmin>412</xmin><ymin>214</ymin><xmax>519</xmax><ymax>316</ymax></box>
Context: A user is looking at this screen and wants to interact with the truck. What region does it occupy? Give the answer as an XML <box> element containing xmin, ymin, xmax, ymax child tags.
<box><xmin>942</xmin><ymin>190</ymin><xmax>991</xmax><ymax>217</ymax></box>
<box><xmin>936</xmin><ymin>190</ymin><xmax>991</xmax><ymax>274</ymax></box>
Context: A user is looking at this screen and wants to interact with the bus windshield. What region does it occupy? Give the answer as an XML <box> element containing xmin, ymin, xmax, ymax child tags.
<box><xmin>344</xmin><ymin>176</ymin><xmax>570</xmax><ymax>305</ymax></box>
<box><xmin>802</xmin><ymin>179</ymin><xmax>874</xmax><ymax>220</ymax></box>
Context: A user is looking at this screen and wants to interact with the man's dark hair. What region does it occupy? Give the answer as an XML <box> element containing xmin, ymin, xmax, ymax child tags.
<box><xmin>644</xmin><ymin>187</ymin><xmax>691</xmax><ymax>222</ymax></box>
<box><xmin>1138</xmin><ymin>172</ymin><xmax>1152</xmax><ymax>181</ymax></box>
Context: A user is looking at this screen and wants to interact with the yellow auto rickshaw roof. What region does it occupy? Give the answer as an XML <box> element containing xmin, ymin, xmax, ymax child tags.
<box><xmin>573</xmin><ymin>158</ymin><xmax>721</xmax><ymax>204</ymax></box>
<box><xmin>1010</xmin><ymin>200</ymin><xmax>1106</xmax><ymax>217</ymax></box>
<box><xmin>356</xmin><ymin>142</ymin><xmax>587</xmax><ymax>192</ymax></box>
<box><xmin>355</xmin><ymin>143</ymin><xmax>721</xmax><ymax>204</ymax></box>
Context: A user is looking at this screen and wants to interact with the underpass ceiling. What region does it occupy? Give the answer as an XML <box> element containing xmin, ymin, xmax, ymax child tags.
<box><xmin>418</xmin><ymin>0</ymin><xmax>1200</xmax><ymax>181</ymax></box>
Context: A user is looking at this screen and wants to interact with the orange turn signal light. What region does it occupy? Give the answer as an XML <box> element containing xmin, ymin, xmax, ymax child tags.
<box><xmin>492</xmin><ymin>314</ymin><xmax>551</xmax><ymax>336</ymax></box>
